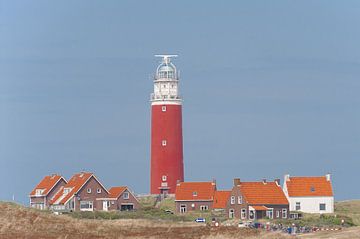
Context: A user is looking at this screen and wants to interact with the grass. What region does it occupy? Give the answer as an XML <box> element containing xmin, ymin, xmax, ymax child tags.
<box><xmin>335</xmin><ymin>200</ymin><xmax>360</xmax><ymax>226</ymax></box>
<box><xmin>70</xmin><ymin>206</ymin><xmax>188</xmax><ymax>221</ymax></box>
<box><xmin>269</xmin><ymin>213</ymin><xmax>355</xmax><ymax>228</ymax></box>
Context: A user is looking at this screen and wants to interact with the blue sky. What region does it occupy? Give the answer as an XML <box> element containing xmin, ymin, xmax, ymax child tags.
<box><xmin>1</xmin><ymin>1</ymin><xmax>359</xmax><ymax>204</ymax></box>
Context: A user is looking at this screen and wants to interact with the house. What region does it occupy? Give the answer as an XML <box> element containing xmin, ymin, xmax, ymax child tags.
<box><xmin>175</xmin><ymin>181</ymin><xmax>216</xmax><ymax>213</ymax></box>
<box><xmin>213</xmin><ymin>191</ymin><xmax>231</xmax><ymax>210</ymax></box>
<box><xmin>49</xmin><ymin>172</ymin><xmax>109</xmax><ymax>212</ymax></box>
<box><xmin>283</xmin><ymin>174</ymin><xmax>334</xmax><ymax>214</ymax></box>
<box><xmin>29</xmin><ymin>174</ymin><xmax>67</xmax><ymax>210</ymax></box>
<box><xmin>226</xmin><ymin>178</ymin><xmax>289</xmax><ymax>220</ymax></box>
<box><xmin>97</xmin><ymin>186</ymin><xmax>140</xmax><ymax>211</ymax></box>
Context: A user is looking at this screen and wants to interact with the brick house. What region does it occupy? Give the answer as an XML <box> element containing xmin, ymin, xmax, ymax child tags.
<box><xmin>283</xmin><ymin>174</ymin><xmax>334</xmax><ymax>214</ymax></box>
<box><xmin>97</xmin><ymin>186</ymin><xmax>140</xmax><ymax>211</ymax></box>
<box><xmin>213</xmin><ymin>191</ymin><xmax>231</xmax><ymax>211</ymax></box>
<box><xmin>175</xmin><ymin>181</ymin><xmax>216</xmax><ymax>213</ymax></box>
<box><xmin>226</xmin><ymin>178</ymin><xmax>289</xmax><ymax>220</ymax></box>
<box><xmin>49</xmin><ymin>172</ymin><xmax>109</xmax><ymax>212</ymax></box>
<box><xmin>29</xmin><ymin>174</ymin><xmax>67</xmax><ymax>210</ymax></box>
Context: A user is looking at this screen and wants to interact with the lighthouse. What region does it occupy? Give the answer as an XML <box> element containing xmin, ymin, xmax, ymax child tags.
<box><xmin>150</xmin><ymin>55</ymin><xmax>184</xmax><ymax>195</ymax></box>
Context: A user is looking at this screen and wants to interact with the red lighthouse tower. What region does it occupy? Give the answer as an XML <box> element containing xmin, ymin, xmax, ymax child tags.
<box><xmin>150</xmin><ymin>55</ymin><xmax>184</xmax><ymax>195</ymax></box>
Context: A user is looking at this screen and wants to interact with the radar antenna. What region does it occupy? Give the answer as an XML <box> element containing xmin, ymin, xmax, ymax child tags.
<box><xmin>155</xmin><ymin>54</ymin><xmax>178</xmax><ymax>64</ymax></box>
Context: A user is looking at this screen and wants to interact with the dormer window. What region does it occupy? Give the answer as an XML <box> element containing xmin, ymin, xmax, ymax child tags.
<box><xmin>310</xmin><ymin>186</ymin><xmax>315</xmax><ymax>192</ymax></box>
<box><xmin>35</xmin><ymin>189</ymin><xmax>44</xmax><ymax>196</ymax></box>
<box><xmin>63</xmin><ymin>188</ymin><xmax>71</xmax><ymax>194</ymax></box>
<box><xmin>192</xmin><ymin>191</ymin><xmax>197</xmax><ymax>197</ymax></box>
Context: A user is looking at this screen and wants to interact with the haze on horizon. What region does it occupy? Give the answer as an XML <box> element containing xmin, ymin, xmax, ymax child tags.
<box><xmin>1</xmin><ymin>1</ymin><xmax>359</xmax><ymax>204</ymax></box>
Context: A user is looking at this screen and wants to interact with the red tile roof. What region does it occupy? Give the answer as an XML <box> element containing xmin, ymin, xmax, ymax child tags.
<box><xmin>213</xmin><ymin>191</ymin><xmax>231</xmax><ymax>209</ymax></box>
<box><xmin>252</xmin><ymin>205</ymin><xmax>268</xmax><ymax>211</ymax></box>
<box><xmin>240</xmin><ymin>182</ymin><xmax>289</xmax><ymax>205</ymax></box>
<box><xmin>109</xmin><ymin>187</ymin><xmax>127</xmax><ymax>198</ymax></box>
<box><xmin>286</xmin><ymin>176</ymin><xmax>333</xmax><ymax>197</ymax></box>
<box><xmin>175</xmin><ymin>182</ymin><xmax>216</xmax><ymax>201</ymax></box>
<box><xmin>29</xmin><ymin>174</ymin><xmax>66</xmax><ymax>197</ymax></box>
<box><xmin>50</xmin><ymin>172</ymin><xmax>93</xmax><ymax>205</ymax></box>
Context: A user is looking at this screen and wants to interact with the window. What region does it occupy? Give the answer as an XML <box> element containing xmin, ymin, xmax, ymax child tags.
<box><xmin>276</xmin><ymin>210</ymin><xmax>280</xmax><ymax>218</ymax></box>
<box><xmin>192</xmin><ymin>191</ymin><xmax>197</xmax><ymax>197</ymax></box>
<box><xmin>162</xmin><ymin>140</ymin><xmax>167</xmax><ymax>146</ymax></box>
<box><xmin>229</xmin><ymin>209</ymin><xmax>235</xmax><ymax>218</ymax></box>
<box><xmin>123</xmin><ymin>192</ymin><xmax>129</xmax><ymax>199</ymax></box>
<box><xmin>241</xmin><ymin>208</ymin><xmax>246</xmax><ymax>219</ymax></box>
<box><xmin>200</xmin><ymin>205</ymin><xmax>208</xmax><ymax>211</ymax></box>
<box><xmin>162</xmin><ymin>175</ymin><xmax>167</xmax><ymax>181</ymax></box>
<box><xmin>282</xmin><ymin>209</ymin><xmax>287</xmax><ymax>218</ymax></box>
<box><xmin>63</xmin><ymin>188</ymin><xmax>71</xmax><ymax>194</ymax></box>
<box><xmin>35</xmin><ymin>189</ymin><xmax>44</xmax><ymax>196</ymax></box>
<box><xmin>319</xmin><ymin>203</ymin><xmax>326</xmax><ymax>211</ymax></box>
<box><xmin>163</xmin><ymin>84</ymin><xmax>166</xmax><ymax>88</ymax></box>
<box><xmin>238</xmin><ymin>196</ymin><xmax>243</xmax><ymax>204</ymax></box>
<box><xmin>296</xmin><ymin>202</ymin><xmax>301</xmax><ymax>211</ymax></box>
<box><xmin>230</xmin><ymin>196</ymin><xmax>235</xmax><ymax>205</ymax></box>
<box><xmin>180</xmin><ymin>204</ymin><xmax>187</xmax><ymax>213</ymax></box>
<box><xmin>266</xmin><ymin>208</ymin><xmax>274</xmax><ymax>219</ymax></box>
<box><xmin>162</xmin><ymin>106</ymin><xmax>166</xmax><ymax>112</ymax></box>
<box><xmin>249</xmin><ymin>210</ymin><xmax>255</xmax><ymax>220</ymax></box>
<box><xmin>310</xmin><ymin>186</ymin><xmax>315</xmax><ymax>192</ymax></box>
<box><xmin>97</xmin><ymin>188</ymin><xmax>102</xmax><ymax>194</ymax></box>
<box><xmin>87</xmin><ymin>188</ymin><xmax>92</xmax><ymax>194</ymax></box>
<box><xmin>111</xmin><ymin>201</ymin><xmax>115</xmax><ymax>205</ymax></box>
<box><xmin>80</xmin><ymin>201</ymin><xmax>93</xmax><ymax>211</ymax></box>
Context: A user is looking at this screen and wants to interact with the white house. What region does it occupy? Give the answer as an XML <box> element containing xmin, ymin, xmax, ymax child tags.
<box><xmin>283</xmin><ymin>174</ymin><xmax>334</xmax><ymax>214</ymax></box>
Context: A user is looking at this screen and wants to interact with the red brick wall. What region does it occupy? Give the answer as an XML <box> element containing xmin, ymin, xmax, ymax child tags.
<box><xmin>73</xmin><ymin>176</ymin><xmax>109</xmax><ymax>211</ymax></box>
<box><xmin>108</xmin><ymin>189</ymin><xmax>140</xmax><ymax>211</ymax></box>
<box><xmin>175</xmin><ymin>201</ymin><xmax>213</xmax><ymax>214</ymax></box>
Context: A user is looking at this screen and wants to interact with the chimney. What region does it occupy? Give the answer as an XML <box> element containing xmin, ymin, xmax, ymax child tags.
<box><xmin>233</xmin><ymin>178</ymin><xmax>241</xmax><ymax>186</ymax></box>
<box><xmin>262</xmin><ymin>179</ymin><xmax>267</xmax><ymax>184</ymax></box>
<box><xmin>274</xmin><ymin>179</ymin><xmax>280</xmax><ymax>186</ymax></box>
<box><xmin>325</xmin><ymin>173</ymin><xmax>331</xmax><ymax>181</ymax></box>
<box><xmin>212</xmin><ymin>178</ymin><xmax>217</xmax><ymax>185</ymax></box>
<box><xmin>284</xmin><ymin>174</ymin><xmax>290</xmax><ymax>182</ymax></box>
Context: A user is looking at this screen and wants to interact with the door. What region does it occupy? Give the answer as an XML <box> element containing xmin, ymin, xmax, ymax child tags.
<box><xmin>103</xmin><ymin>201</ymin><xmax>108</xmax><ymax>211</ymax></box>
<box><xmin>180</xmin><ymin>204</ymin><xmax>187</xmax><ymax>213</ymax></box>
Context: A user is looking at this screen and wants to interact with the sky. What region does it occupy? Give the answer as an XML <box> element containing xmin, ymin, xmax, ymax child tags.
<box><xmin>0</xmin><ymin>0</ymin><xmax>359</xmax><ymax>204</ymax></box>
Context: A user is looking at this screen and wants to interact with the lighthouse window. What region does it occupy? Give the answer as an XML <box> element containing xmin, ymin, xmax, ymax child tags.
<box><xmin>162</xmin><ymin>106</ymin><xmax>166</xmax><ymax>112</ymax></box>
<box><xmin>162</xmin><ymin>140</ymin><xmax>167</xmax><ymax>146</ymax></box>
<box><xmin>162</xmin><ymin>175</ymin><xmax>167</xmax><ymax>181</ymax></box>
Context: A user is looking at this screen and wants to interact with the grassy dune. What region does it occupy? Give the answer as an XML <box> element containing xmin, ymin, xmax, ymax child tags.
<box><xmin>335</xmin><ymin>200</ymin><xmax>360</xmax><ymax>226</ymax></box>
<box><xmin>0</xmin><ymin>202</ymin><xmax>287</xmax><ymax>239</ymax></box>
<box><xmin>1</xmin><ymin>200</ymin><xmax>360</xmax><ymax>238</ymax></box>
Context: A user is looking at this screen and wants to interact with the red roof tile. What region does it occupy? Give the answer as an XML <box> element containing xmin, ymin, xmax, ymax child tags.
<box><xmin>108</xmin><ymin>187</ymin><xmax>127</xmax><ymax>198</ymax></box>
<box><xmin>175</xmin><ymin>182</ymin><xmax>216</xmax><ymax>201</ymax></box>
<box><xmin>252</xmin><ymin>205</ymin><xmax>268</xmax><ymax>211</ymax></box>
<box><xmin>213</xmin><ymin>191</ymin><xmax>231</xmax><ymax>209</ymax></box>
<box><xmin>50</xmin><ymin>172</ymin><xmax>93</xmax><ymax>205</ymax></box>
<box><xmin>286</xmin><ymin>176</ymin><xmax>333</xmax><ymax>197</ymax></box>
<box><xmin>29</xmin><ymin>174</ymin><xmax>65</xmax><ymax>197</ymax></box>
<box><xmin>240</xmin><ymin>182</ymin><xmax>289</xmax><ymax>205</ymax></box>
